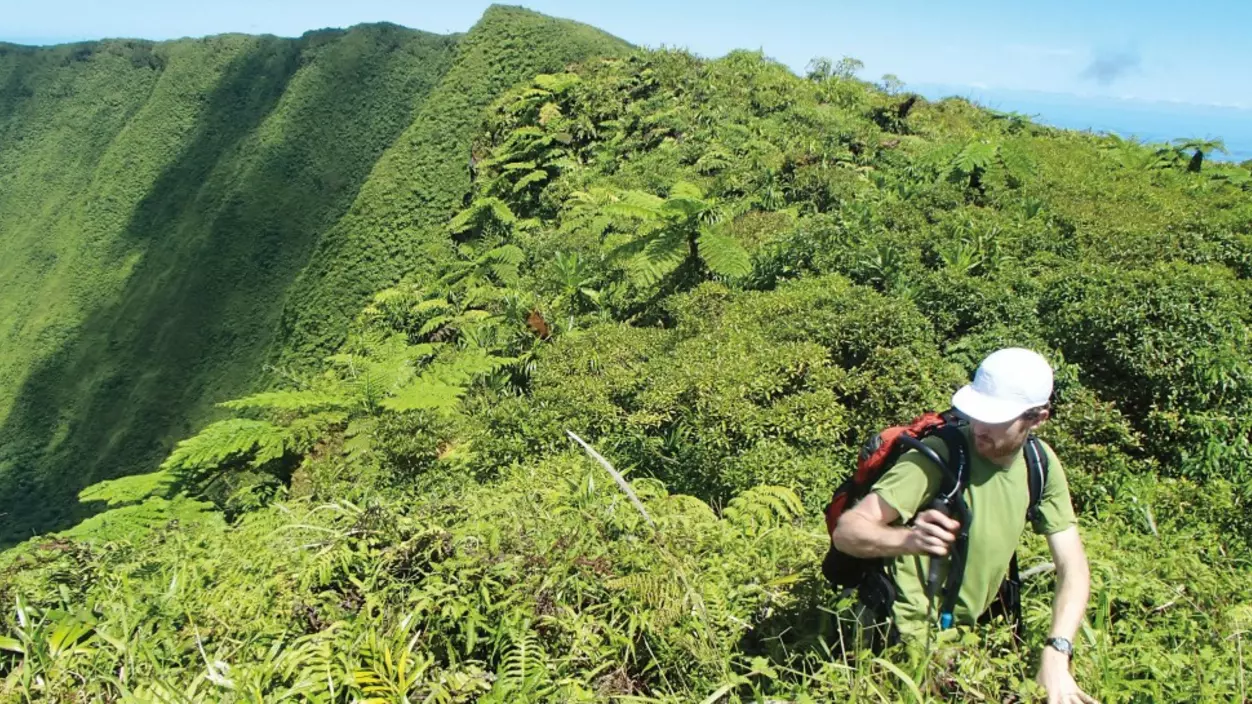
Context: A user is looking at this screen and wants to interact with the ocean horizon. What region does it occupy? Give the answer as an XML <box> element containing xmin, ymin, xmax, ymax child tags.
<box><xmin>914</xmin><ymin>84</ymin><xmax>1251</xmax><ymax>164</ymax></box>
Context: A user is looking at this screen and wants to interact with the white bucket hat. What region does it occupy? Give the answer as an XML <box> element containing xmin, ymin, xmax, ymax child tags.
<box><xmin>951</xmin><ymin>348</ymin><xmax>1053</xmax><ymax>424</ymax></box>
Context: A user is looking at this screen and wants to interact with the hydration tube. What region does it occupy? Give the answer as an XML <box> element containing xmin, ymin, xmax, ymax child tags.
<box><xmin>898</xmin><ymin>431</ymin><xmax>971</xmax><ymax>631</ymax></box>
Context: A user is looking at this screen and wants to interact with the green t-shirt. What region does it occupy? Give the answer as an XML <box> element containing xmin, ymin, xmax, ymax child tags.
<box><xmin>871</xmin><ymin>426</ymin><xmax>1076</xmax><ymax>639</ymax></box>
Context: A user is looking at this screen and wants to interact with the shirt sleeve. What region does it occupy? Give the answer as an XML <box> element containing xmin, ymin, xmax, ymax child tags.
<box><xmin>1032</xmin><ymin>441</ymin><xmax>1078</xmax><ymax>535</ymax></box>
<box><xmin>870</xmin><ymin>436</ymin><xmax>946</xmax><ymax>524</ymax></box>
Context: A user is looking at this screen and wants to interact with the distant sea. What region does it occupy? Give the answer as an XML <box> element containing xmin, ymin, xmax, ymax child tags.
<box><xmin>913</xmin><ymin>84</ymin><xmax>1252</xmax><ymax>164</ymax></box>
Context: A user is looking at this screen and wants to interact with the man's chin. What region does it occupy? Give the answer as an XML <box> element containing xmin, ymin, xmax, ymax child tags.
<box><xmin>974</xmin><ymin>438</ymin><xmax>1007</xmax><ymax>458</ymax></box>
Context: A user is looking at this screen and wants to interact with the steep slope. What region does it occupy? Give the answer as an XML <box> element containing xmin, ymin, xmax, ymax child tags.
<box><xmin>273</xmin><ymin>5</ymin><xmax>630</xmax><ymax>364</ymax></box>
<box><xmin>0</xmin><ymin>6</ymin><xmax>629</xmax><ymax>546</ymax></box>
<box><xmin>0</xmin><ymin>25</ymin><xmax>459</xmax><ymax>541</ymax></box>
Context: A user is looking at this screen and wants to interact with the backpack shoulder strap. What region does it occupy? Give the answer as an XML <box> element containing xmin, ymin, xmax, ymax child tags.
<box><xmin>1023</xmin><ymin>435</ymin><xmax>1049</xmax><ymax>524</ymax></box>
<box><xmin>895</xmin><ymin>423</ymin><xmax>970</xmax><ymax>499</ymax></box>
<box><xmin>933</xmin><ymin>423</ymin><xmax>971</xmax><ymax>493</ymax></box>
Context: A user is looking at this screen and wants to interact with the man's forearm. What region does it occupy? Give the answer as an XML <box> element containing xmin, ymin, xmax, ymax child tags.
<box><xmin>1036</xmin><ymin>528</ymin><xmax>1097</xmax><ymax>701</ymax></box>
<box><xmin>832</xmin><ymin>514</ymin><xmax>913</xmax><ymax>558</ymax></box>
<box><xmin>1048</xmin><ymin>555</ymin><xmax>1091</xmax><ymax>641</ymax></box>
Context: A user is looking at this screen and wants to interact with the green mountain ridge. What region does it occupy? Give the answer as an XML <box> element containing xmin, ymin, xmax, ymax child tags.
<box><xmin>0</xmin><ymin>6</ymin><xmax>628</xmax><ymax>542</ymax></box>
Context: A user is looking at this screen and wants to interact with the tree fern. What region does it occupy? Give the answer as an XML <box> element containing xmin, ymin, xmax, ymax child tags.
<box><xmin>944</xmin><ymin>139</ymin><xmax>1033</xmax><ymax>192</ymax></box>
<box><xmin>949</xmin><ymin>140</ymin><xmax>998</xmax><ymax>180</ymax></box>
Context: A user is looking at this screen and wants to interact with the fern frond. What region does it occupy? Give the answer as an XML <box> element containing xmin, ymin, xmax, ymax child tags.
<box><xmin>603</xmin><ymin>190</ymin><xmax>665</xmax><ymax>221</ymax></box>
<box><xmin>629</xmin><ymin>230</ymin><xmax>687</xmax><ymax>287</ymax></box>
<box><xmin>414</xmin><ymin>298</ymin><xmax>452</xmax><ymax>315</ymax></box>
<box><xmin>488</xmin><ymin>199</ymin><xmax>517</xmax><ymax>226</ymax></box>
<box><xmin>379</xmin><ymin>379</ymin><xmax>466</xmax><ymax>414</ymax></box>
<box><xmin>660</xmin><ymin>196</ymin><xmax>709</xmax><ymax>221</ymax></box>
<box><xmin>284</xmin><ymin>412</ymin><xmax>348</xmax><ymax>453</ymax></box>
<box><xmin>220</xmin><ymin>390</ymin><xmax>348</xmax><ymax>413</ymax></box>
<box><xmin>490</xmin><ymin>630</ymin><xmax>553</xmax><ymax>699</ymax></box>
<box><xmin>664</xmin><ymin>494</ymin><xmax>719</xmax><ymax>523</ymax></box>
<box><xmin>343</xmin><ymin>417</ymin><xmax>376</xmax><ymax>456</ymax></box>
<box><xmin>418</xmin><ymin>315</ymin><xmax>454</xmax><ymax>337</ymax></box>
<box><xmin>532</xmin><ymin>72</ymin><xmax>581</xmax><ymax>93</ymax></box>
<box><xmin>501</xmin><ymin>160</ymin><xmax>539</xmax><ymax>172</ymax></box>
<box><xmin>668</xmin><ymin>180</ymin><xmax>705</xmax><ymax>200</ymax></box>
<box><xmin>694</xmin><ymin>149</ymin><xmax>732</xmax><ymax>174</ymax></box>
<box><xmin>723</xmin><ymin>485</ymin><xmax>804</xmax><ymax>534</ymax></box>
<box><xmin>449</xmin><ymin>197</ymin><xmax>517</xmax><ymax>235</ymax></box>
<box><xmin>999</xmin><ymin>142</ymin><xmax>1035</xmax><ymax>181</ymax></box>
<box><xmin>448</xmin><ymin>204</ymin><xmax>480</xmax><ymax>235</ymax></box>
<box><xmin>511</xmin><ymin>169</ymin><xmax>550</xmax><ymax>194</ymax></box>
<box><xmin>696</xmin><ymin>228</ymin><xmax>751</xmax><ymax>278</ymax></box>
<box><xmin>480</xmin><ymin>244</ymin><xmax>525</xmax><ymax>268</ymax></box>
<box><xmin>951</xmin><ymin>140</ymin><xmax>997</xmax><ymax>176</ymax></box>
<box><xmin>427</xmin><ymin>348</ymin><xmax>517</xmax><ymax>385</ymax></box>
<box><xmin>606</xmin><ymin>572</ymin><xmax>686</xmax><ymax>628</ymax></box>
<box><xmin>160</xmin><ymin>419</ymin><xmax>289</xmax><ymax>478</ymax></box>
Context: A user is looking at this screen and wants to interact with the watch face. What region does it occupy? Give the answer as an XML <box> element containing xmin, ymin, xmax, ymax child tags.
<box><xmin>1048</xmin><ymin>637</ymin><xmax>1073</xmax><ymax>654</ymax></box>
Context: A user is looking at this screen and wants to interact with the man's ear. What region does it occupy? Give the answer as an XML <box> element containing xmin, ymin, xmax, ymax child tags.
<box><xmin>1030</xmin><ymin>408</ymin><xmax>1051</xmax><ymax>428</ymax></box>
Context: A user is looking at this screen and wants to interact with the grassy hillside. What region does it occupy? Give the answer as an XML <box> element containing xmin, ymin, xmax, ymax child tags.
<box><xmin>273</xmin><ymin>5</ymin><xmax>631</xmax><ymax>365</ymax></box>
<box><xmin>3</xmin><ymin>40</ymin><xmax>1250</xmax><ymax>701</ymax></box>
<box><xmin>0</xmin><ymin>25</ymin><xmax>458</xmax><ymax>543</ymax></box>
<box><xmin>0</xmin><ymin>8</ymin><xmax>627</xmax><ymax>545</ymax></box>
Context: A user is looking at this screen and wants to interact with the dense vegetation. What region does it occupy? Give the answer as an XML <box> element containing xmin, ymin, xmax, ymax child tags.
<box><xmin>3</xmin><ymin>6</ymin><xmax>1252</xmax><ymax>702</ymax></box>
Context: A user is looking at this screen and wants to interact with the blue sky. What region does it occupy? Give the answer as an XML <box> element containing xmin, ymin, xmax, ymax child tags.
<box><xmin>4</xmin><ymin>1</ymin><xmax>1251</xmax><ymax>158</ymax></box>
<box><xmin>4</xmin><ymin>0</ymin><xmax>1250</xmax><ymax>107</ymax></box>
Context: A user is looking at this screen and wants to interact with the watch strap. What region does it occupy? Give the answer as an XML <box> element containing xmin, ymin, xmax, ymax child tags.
<box><xmin>1044</xmin><ymin>636</ymin><xmax>1074</xmax><ymax>659</ymax></box>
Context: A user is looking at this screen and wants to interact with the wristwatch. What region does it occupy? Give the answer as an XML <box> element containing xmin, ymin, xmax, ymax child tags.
<box><xmin>1044</xmin><ymin>636</ymin><xmax>1074</xmax><ymax>660</ymax></box>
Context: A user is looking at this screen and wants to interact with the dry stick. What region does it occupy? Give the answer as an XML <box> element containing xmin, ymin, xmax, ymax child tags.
<box><xmin>1236</xmin><ymin>633</ymin><xmax>1246</xmax><ymax>703</ymax></box>
<box><xmin>1021</xmin><ymin>562</ymin><xmax>1056</xmax><ymax>580</ymax></box>
<box><xmin>566</xmin><ymin>430</ymin><xmax>727</xmax><ymax>658</ymax></box>
<box><xmin>1142</xmin><ymin>504</ymin><xmax>1159</xmax><ymax>537</ymax></box>
<box><xmin>566</xmin><ymin>430</ymin><xmax>656</xmax><ymax>528</ymax></box>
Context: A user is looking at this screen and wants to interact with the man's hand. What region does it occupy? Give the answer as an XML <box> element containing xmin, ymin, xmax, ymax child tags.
<box><xmin>903</xmin><ymin>509</ymin><xmax>960</xmax><ymax>556</ymax></box>
<box><xmin>1037</xmin><ymin>648</ymin><xmax>1097</xmax><ymax>703</ymax></box>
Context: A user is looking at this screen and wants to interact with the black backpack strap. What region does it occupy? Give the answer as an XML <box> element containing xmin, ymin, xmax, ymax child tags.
<box><xmin>982</xmin><ymin>551</ymin><xmax>1027</xmax><ymax>642</ymax></box>
<box><xmin>1007</xmin><ymin>551</ymin><xmax>1024</xmax><ymax>640</ymax></box>
<box><xmin>1023</xmin><ymin>435</ymin><xmax>1049</xmax><ymax>526</ymax></box>
<box><xmin>926</xmin><ymin>424</ymin><xmax>972</xmax><ymax>629</ymax></box>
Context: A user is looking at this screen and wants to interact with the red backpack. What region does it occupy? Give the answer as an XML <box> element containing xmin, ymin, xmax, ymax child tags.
<box><xmin>822</xmin><ymin>410</ymin><xmax>1049</xmax><ymax>633</ymax></box>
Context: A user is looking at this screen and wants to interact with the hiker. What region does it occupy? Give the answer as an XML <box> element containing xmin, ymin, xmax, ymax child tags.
<box><xmin>829</xmin><ymin>348</ymin><xmax>1095</xmax><ymax>704</ymax></box>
